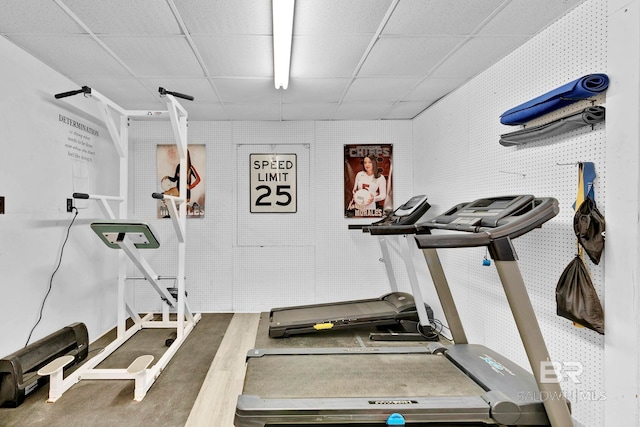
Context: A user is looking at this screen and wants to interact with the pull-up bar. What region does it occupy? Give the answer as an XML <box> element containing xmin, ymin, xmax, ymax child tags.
<box><xmin>54</xmin><ymin>85</ymin><xmax>91</xmax><ymax>99</ymax></box>
<box><xmin>158</xmin><ymin>87</ymin><xmax>194</xmax><ymax>102</ymax></box>
<box><xmin>54</xmin><ymin>85</ymin><xmax>195</xmax><ymax>103</ymax></box>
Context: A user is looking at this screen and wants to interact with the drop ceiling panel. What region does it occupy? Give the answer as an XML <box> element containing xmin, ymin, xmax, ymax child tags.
<box><xmin>61</xmin><ymin>0</ymin><xmax>181</xmax><ymax>35</ymax></box>
<box><xmin>282</xmin><ymin>78</ymin><xmax>350</xmax><ymax>103</ymax></box>
<box><xmin>404</xmin><ymin>76</ymin><xmax>467</xmax><ymax>102</ymax></box>
<box><xmin>383</xmin><ymin>0</ymin><xmax>506</xmax><ymax>35</ymax></box>
<box><xmin>214</xmin><ymin>79</ymin><xmax>280</xmax><ymax>103</ymax></box>
<box><xmin>359</xmin><ymin>36</ymin><xmax>465</xmax><ymax>77</ymax></box>
<box><xmin>431</xmin><ymin>36</ymin><xmax>529</xmax><ymax>78</ymax></box>
<box><xmin>333</xmin><ymin>102</ymin><xmax>395</xmax><ymax>120</ymax></box>
<box><xmin>343</xmin><ymin>77</ymin><xmax>422</xmax><ymax>102</ymax></box>
<box><xmin>291</xmin><ymin>35</ymin><xmax>374</xmax><ymax>77</ymax></box>
<box><xmin>173</xmin><ymin>0</ymin><xmax>272</xmax><ymax>34</ymax></box>
<box><xmin>479</xmin><ymin>0</ymin><xmax>584</xmax><ymax>36</ymax></box>
<box><xmin>282</xmin><ymin>103</ymin><xmax>338</xmax><ymax>121</ymax></box>
<box><xmin>6</xmin><ymin>35</ymin><xmax>130</xmax><ymax>77</ymax></box>
<box><xmin>224</xmin><ymin>103</ymin><xmax>281</xmax><ymax>121</ymax></box>
<box><xmin>0</xmin><ymin>0</ymin><xmax>83</xmax><ymax>33</ymax></box>
<box><xmin>294</xmin><ymin>0</ymin><xmax>392</xmax><ymax>35</ymax></box>
<box><xmin>382</xmin><ymin>101</ymin><xmax>430</xmax><ymax>119</ymax></box>
<box><xmin>192</xmin><ymin>35</ymin><xmax>273</xmax><ymax>77</ymax></box>
<box><xmin>101</xmin><ymin>36</ymin><xmax>203</xmax><ymax>77</ymax></box>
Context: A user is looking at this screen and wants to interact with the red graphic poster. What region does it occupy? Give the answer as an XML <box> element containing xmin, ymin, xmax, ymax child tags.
<box><xmin>344</xmin><ymin>144</ymin><xmax>393</xmax><ymax>218</ymax></box>
<box><xmin>157</xmin><ymin>144</ymin><xmax>205</xmax><ymax>218</ymax></box>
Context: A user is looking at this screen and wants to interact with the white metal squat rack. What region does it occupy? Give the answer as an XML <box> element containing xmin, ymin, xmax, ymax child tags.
<box><xmin>37</xmin><ymin>86</ymin><xmax>201</xmax><ymax>402</ymax></box>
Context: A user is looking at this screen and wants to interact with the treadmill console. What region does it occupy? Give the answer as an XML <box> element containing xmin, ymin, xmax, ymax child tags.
<box><xmin>428</xmin><ymin>195</ymin><xmax>534</xmax><ymax>229</ymax></box>
<box><xmin>415</xmin><ymin>195</ymin><xmax>559</xmax><ymax>249</ymax></box>
<box><xmin>348</xmin><ymin>195</ymin><xmax>430</xmax><ymax>231</ymax></box>
<box><xmin>369</xmin><ymin>195</ymin><xmax>431</xmax><ymax>228</ymax></box>
<box><xmin>393</xmin><ymin>195</ymin><xmax>430</xmax><ymax>218</ymax></box>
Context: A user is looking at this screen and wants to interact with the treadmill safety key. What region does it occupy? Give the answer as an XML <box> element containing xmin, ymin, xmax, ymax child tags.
<box><xmin>387</xmin><ymin>413</ymin><xmax>406</xmax><ymax>425</ymax></box>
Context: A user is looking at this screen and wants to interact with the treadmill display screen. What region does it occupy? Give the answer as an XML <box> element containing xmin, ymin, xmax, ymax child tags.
<box><xmin>395</xmin><ymin>195</ymin><xmax>428</xmax><ymax>217</ymax></box>
<box><xmin>428</xmin><ymin>195</ymin><xmax>535</xmax><ymax>229</ymax></box>
<box><xmin>466</xmin><ymin>196</ymin><xmax>516</xmax><ymax>210</ymax></box>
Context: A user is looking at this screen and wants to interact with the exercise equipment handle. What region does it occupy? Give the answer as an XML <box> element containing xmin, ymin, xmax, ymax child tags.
<box><xmin>54</xmin><ymin>86</ymin><xmax>91</xmax><ymax>99</ymax></box>
<box><xmin>152</xmin><ymin>193</ymin><xmax>165</xmax><ymax>200</ymax></box>
<box><xmin>347</xmin><ymin>224</ymin><xmax>368</xmax><ymax>230</ymax></box>
<box><xmin>368</xmin><ymin>223</ymin><xmax>429</xmax><ymax>236</ymax></box>
<box><xmin>158</xmin><ymin>87</ymin><xmax>194</xmax><ymax>101</ymax></box>
<box><xmin>72</xmin><ymin>193</ymin><xmax>89</xmax><ymax>199</ymax></box>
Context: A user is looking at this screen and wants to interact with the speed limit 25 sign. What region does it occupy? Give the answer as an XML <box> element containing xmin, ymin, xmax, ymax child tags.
<box><xmin>250</xmin><ymin>153</ymin><xmax>297</xmax><ymax>213</ymax></box>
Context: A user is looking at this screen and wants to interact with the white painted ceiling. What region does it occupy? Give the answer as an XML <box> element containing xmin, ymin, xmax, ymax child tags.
<box><xmin>1</xmin><ymin>0</ymin><xmax>585</xmax><ymax>121</ymax></box>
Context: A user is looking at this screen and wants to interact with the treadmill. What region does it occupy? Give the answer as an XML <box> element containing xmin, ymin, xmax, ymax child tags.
<box><xmin>236</xmin><ymin>195</ymin><xmax>574</xmax><ymax>427</ymax></box>
<box><xmin>268</xmin><ymin>195</ymin><xmax>434</xmax><ymax>339</ymax></box>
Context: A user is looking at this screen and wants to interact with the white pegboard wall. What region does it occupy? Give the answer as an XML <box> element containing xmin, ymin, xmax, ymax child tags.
<box><xmin>412</xmin><ymin>0</ymin><xmax>606</xmax><ymax>425</ymax></box>
<box><xmin>129</xmin><ymin>120</ymin><xmax>235</xmax><ymax>312</ymax></box>
<box><xmin>232</xmin><ymin>246</ymin><xmax>315</xmax><ymax>312</ymax></box>
<box><xmin>314</xmin><ymin>121</ymin><xmax>415</xmax><ymax>304</ymax></box>
<box><xmin>128</xmin><ymin>119</ymin><xmax>414</xmax><ymax>313</ymax></box>
<box><xmin>231</xmin><ymin>121</ymin><xmax>315</xmax><ymax>311</ymax></box>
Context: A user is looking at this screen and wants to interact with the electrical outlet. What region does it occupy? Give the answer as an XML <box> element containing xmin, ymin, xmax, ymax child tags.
<box><xmin>66</xmin><ymin>198</ymin><xmax>73</xmax><ymax>212</ymax></box>
<box><xmin>0</xmin><ymin>196</ymin><xmax>4</xmax><ymax>214</ymax></box>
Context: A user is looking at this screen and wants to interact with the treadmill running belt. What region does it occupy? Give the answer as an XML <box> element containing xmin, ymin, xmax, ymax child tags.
<box><xmin>271</xmin><ymin>300</ymin><xmax>401</xmax><ymax>325</ymax></box>
<box><xmin>243</xmin><ymin>354</ymin><xmax>485</xmax><ymax>398</ymax></box>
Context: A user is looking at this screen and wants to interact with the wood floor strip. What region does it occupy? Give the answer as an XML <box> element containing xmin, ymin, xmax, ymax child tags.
<box><xmin>185</xmin><ymin>313</ymin><xmax>260</xmax><ymax>427</ymax></box>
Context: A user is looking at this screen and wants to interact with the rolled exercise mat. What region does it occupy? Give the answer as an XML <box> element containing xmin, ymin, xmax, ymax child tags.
<box><xmin>500</xmin><ymin>74</ymin><xmax>609</xmax><ymax>125</ymax></box>
<box><xmin>500</xmin><ymin>106</ymin><xmax>605</xmax><ymax>146</ymax></box>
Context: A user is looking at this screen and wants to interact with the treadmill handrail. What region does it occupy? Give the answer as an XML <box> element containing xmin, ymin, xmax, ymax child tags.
<box><xmin>414</xmin><ymin>197</ymin><xmax>559</xmax><ymax>249</ymax></box>
<box><xmin>367</xmin><ymin>223</ymin><xmax>427</xmax><ymax>235</ymax></box>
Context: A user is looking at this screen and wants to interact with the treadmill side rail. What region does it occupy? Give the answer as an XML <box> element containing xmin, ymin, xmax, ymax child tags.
<box><xmin>235</xmin><ymin>394</ymin><xmax>493</xmax><ymax>427</ymax></box>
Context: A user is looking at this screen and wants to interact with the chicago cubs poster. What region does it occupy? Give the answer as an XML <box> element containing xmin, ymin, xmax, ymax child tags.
<box><xmin>344</xmin><ymin>144</ymin><xmax>393</xmax><ymax>218</ymax></box>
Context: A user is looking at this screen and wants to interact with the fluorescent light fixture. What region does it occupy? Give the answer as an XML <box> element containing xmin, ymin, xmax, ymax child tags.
<box><xmin>272</xmin><ymin>0</ymin><xmax>295</xmax><ymax>90</ymax></box>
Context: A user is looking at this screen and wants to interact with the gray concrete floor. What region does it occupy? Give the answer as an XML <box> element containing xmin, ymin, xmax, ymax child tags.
<box><xmin>0</xmin><ymin>313</ymin><xmax>233</xmax><ymax>427</ymax></box>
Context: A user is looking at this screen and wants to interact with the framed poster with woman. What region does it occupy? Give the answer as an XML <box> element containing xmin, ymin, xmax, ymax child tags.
<box><xmin>344</xmin><ymin>144</ymin><xmax>393</xmax><ymax>218</ymax></box>
<box><xmin>157</xmin><ymin>144</ymin><xmax>205</xmax><ymax>218</ymax></box>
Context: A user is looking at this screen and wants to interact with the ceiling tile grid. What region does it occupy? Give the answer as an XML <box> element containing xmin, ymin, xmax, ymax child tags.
<box><xmin>5</xmin><ymin>34</ymin><xmax>131</xmax><ymax>77</ymax></box>
<box><xmin>0</xmin><ymin>0</ymin><xmax>587</xmax><ymax>120</ymax></box>
<box><xmin>61</xmin><ymin>0</ymin><xmax>182</xmax><ymax>35</ymax></box>
<box><xmin>192</xmin><ymin>35</ymin><xmax>273</xmax><ymax>77</ymax></box>
<box><xmin>100</xmin><ymin>35</ymin><xmax>205</xmax><ymax>77</ymax></box>
<box><xmin>343</xmin><ymin>77</ymin><xmax>423</xmax><ymax>102</ymax></box>
<box><xmin>358</xmin><ymin>36</ymin><xmax>466</xmax><ymax>77</ymax></box>
<box><xmin>383</xmin><ymin>0</ymin><xmax>507</xmax><ymax>35</ymax></box>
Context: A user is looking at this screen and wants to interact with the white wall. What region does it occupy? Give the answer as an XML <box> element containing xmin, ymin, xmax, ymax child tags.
<box><xmin>0</xmin><ymin>36</ymin><xmax>120</xmax><ymax>358</ymax></box>
<box><xmin>411</xmin><ymin>0</ymin><xmax>638</xmax><ymax>425</ymax></box>
<box><xmin>604</xmin><ymin>0</ymin><xmax>640</xmax><ymax>424</ymax></box>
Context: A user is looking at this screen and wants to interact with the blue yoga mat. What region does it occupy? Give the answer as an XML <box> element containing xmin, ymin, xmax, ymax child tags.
<box><xmin>500</xmin><ymin>74</ymin><xmax>609</xmax><ymax>125</ymax></box>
